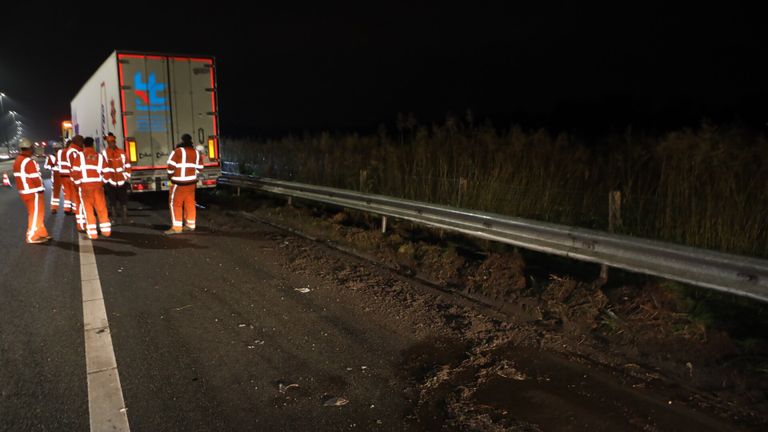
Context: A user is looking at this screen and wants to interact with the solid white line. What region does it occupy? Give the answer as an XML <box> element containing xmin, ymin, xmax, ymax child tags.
<box><xmin>79</xmin><ymin>234</ymin><xmax>131</xmax><ymax>432</ymax></box>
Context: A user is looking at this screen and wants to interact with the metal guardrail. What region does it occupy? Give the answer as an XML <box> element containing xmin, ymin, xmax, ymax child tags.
<box><xmin>218</xmin><ymin>172</ymin><xmax>768</xmax><ymax>303</ymax></box>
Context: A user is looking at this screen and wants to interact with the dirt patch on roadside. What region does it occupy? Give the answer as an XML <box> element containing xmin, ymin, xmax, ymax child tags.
<box><xmin>466</xmin><ymin>252</ymin><xmax>527</xmax><ymax>300</ymax></box>
<box><xmin>201</xmin><ymin>193</ymin><xmax>768</xmax><ymax>430</ymax></box>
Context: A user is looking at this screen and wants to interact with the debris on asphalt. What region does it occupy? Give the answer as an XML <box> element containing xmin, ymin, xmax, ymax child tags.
<box><xmin>173</xmin><ymin>304</ymin><xmax>192</xmax><ymax>311</ymax></box>
<box><xmin>494</xmin><ymin>360</ymin><xmax>527</xmax><ymax>381</ymax></box>
<box><xmin>323</xmin><ymin>396</ymin><xmax>349</xmax><ymax>407</ymax></box>
<box><xmin>279</xmin><ymin>383</ymin><xmax>300</xmax><ymax>393</ymax></box>
<box><xmin>294</xmin><ymin>287</ymin><xmax>311</xmax><ymax>293</ymax></box>
<box><xmin>238</xmin><ymin>323</ymin><xmax>247</xmax><ymax>327</ymax></box>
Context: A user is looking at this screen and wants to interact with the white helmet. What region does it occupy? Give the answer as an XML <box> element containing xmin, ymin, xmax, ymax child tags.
<box><xmin>19</xmin><ymin>138</ymin><xmax>33</xmax><ymax>149</ymax></box>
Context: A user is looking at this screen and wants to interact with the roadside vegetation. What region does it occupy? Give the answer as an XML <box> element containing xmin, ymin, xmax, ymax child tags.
<box><xmin>223</xmin><ymin>114</ymin><xmax>768</xmax><ymax>259</ymax></box>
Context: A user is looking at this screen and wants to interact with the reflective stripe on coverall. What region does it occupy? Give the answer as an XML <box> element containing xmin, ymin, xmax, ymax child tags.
<box><xmin>13</xmin><ymin>153</ymin><xmax>49</xmax><ymax>242</ymax></box>
<box><xmin>167</xmin><ymin>147</ymin><xmax>202</xmax><ymax>231</ymax></box>
<box><xmin>78</xmin><ymin>147</ymin><xmax>111</xmax><ymax>239</ymax></box>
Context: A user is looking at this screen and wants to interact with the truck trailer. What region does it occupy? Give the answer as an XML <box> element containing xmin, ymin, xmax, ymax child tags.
<box><xmin>70</xmin><ymin>50</ymin><xmax>220</xmax><ymax>191</ymax></box>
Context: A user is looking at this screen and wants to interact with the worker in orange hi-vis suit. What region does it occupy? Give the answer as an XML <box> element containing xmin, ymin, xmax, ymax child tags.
<box><xmin>67</xmin><ymin>135</ymin><xmax>86</xmax><ymax>232</ymax></box>
<box><xmin>76</xmin><ymin>137</ymin><xmax>111</xmax><ymax>239</ymax></box>
<box><xmin>43</xmin><ymin>142</ymin><xmax>62</xmax><ymax>213</ymax></box>
<box><xmin>101</xmin><ymin>133</ymin><xmax>132</xmax><ymax>224</ymax></box>
<box><xmin>57</xmin><ymin>139</ymin><xmax>73</xmax><ymax>214</ymax></box>
<box><xmin>164</xmin><ymin>133</ymin><xmax>202</xmax><ymax>235</ymax></box>
<box><xmin>13</xmin><ymin>138</ymin><xmax>51</xmax><ymax>244</ymax></box>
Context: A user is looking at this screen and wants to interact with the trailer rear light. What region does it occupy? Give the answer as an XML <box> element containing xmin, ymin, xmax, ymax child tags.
<box><xmin>201</xmin><ymin>179</ymin><xmax>217</xmax><ymax>186</ymax></box>
<box><xmin>207</xmin><ymin>138</ymin><xmax>217</xmax><ymax>160</ymax></box>
<box><xmin>132</xmin><ymin>183</ymin><xmax>146</xmax><ymax>191</ymax></box>
<box><xmin>128</xmin><ymin>139</ymin><xmax>138</xmax><ymax>163</ymax></box>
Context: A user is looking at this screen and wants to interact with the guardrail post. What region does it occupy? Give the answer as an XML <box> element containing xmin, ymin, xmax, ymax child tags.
<box><xmin>457</xmin><ymin>177</ymin><xmax>468</xmax><ymax>207</ymax></box>
<box><xmin>609</xmin><ymin>190</ymin><xmax>622</xmax><ymax>231</ymax></box>
<box><xmin>236</xmin><ymin>187</ymin><xmax>240</xmax><ymax>197</ymax></box>
<box><xmin>600</xmin><ymin>190</ymin><xmax>622</xmax><ymax>281</ymax></box>
<box><xmin>359</xmin><ymin>169</ymin><xmax>368</xmax><ymax>192</ymax></box>
<box><xmin>382</xmin><ymin>216</ymin><xmax>388</xmax><ymax>233</ymax></box>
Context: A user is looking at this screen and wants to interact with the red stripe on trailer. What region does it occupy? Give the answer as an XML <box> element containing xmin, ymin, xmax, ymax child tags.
<box><xmin>209</xmin><ymin>67</ymin><xmax>217</xmax><ymax>133</ymax></box>
<box><xmin>208</xmin><ymin>62</ymin><xmax>219</xmax><ymax>161</ymax></box>
<box><xmin>117</xmin><ymin>58</ymin><xmax>129</xmax><ymax>150</ymax></box>
<box><xmin>172</xmin><ymin>57</ymin><xmax>213</xmax><ymax>63</ymax></box>
<box><xmin>132</xmin><ymin>163</ymin><xmax>220</xmax><ymax>170</ymax></box>
<box><xmin>119</xmin><ymin>54</ymin><xmax>164</xmax><ymax>60</ymax></box>
<box><xmin>131</xmin><ymin>166</ymin><xmax>169</xmax><ymax>171</ymax></box>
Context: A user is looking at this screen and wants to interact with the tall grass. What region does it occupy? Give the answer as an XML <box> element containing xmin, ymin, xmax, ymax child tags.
<box><xmin>222</xmin><ymin>118</ymin><xmax>768</xmax><ymax>258</ymax></box>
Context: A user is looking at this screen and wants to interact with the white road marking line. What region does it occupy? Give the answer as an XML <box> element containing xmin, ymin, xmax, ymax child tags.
<box><xmin>79</xmin><ymin>234</ymin><xmax>130</xmax><ymax>431</ymax></box>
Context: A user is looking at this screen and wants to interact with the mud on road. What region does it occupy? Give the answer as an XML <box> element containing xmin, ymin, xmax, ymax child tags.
<box><xmin>195</xmin><ymin>190</ymin><xmax>768</xmax><ymax>431</ymax></box>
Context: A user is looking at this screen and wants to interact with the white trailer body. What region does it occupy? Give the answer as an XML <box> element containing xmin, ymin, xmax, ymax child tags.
<box><xmin>71</xmin><ymin>50</ymin><xmax>221</xmax><ymax>191</ymax></box>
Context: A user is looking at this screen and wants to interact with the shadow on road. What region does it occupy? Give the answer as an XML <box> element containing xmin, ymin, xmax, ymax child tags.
<box><xmin>106</xmin><ymin>228</ymin><xmax>209</xmax><ymax>251</ymax></box>
<box><xmin>46</xmin><ymin>240</ymin><xmax>137</xmax><ymax>257</ymax></box>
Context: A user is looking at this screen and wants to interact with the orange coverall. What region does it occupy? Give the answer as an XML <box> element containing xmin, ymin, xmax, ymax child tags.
<box><xmin>77</xmin><ymin>147</ymin><xmax>111</xmax><ymax>239</ymax></box>
<box><xmin>13</xmin><ymin>150</ymin><xmax>50</xmax><ymax>243</ymax></box>
<box><xmin>166</xmin><ymin>146</ymin><xmax>202</xmax><ymax>232</ymax></box>
<box><xmin>44</xmin><ymin>153</ymin><xmax>62</xmax><ymax>212</ymax></box>
<box><xmin>67</xmin><ymin>144</ymin><xmax>85</xmax><ymax>231</ymax></box>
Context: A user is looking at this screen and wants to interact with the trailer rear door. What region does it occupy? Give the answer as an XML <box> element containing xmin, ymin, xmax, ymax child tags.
<box><xmin>169</xmin><ymin>57</ymin><xmax>220</xmax><ymax>165</ymax></box>
<box><xmin>118</xmin><ymin>54</ymin><xmax>174</xmax><ymax>169</ymax></box>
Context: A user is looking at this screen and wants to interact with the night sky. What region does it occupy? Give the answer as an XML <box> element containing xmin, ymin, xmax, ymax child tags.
<box><xmin>0</xmin><ymin>2</ymin><xmax>765</xmax><ymax>141</ymax></box>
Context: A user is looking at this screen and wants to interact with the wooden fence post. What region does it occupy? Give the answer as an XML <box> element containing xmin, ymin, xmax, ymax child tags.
<box><xmin>359</xmin><ymin>169</ymin><xmax>368</xmax><ymax>192</ymax></box>
<box><xmin>457</xmin><ymin>177</ymin><xmax>468</xmax><ymax>207</ymax></box>
<box><xmin>600</xmin><ymin>190</ymin><xmax>622</xmax><ymax>281</ymax></box>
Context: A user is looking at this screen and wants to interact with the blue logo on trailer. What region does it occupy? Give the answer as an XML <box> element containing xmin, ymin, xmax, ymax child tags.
<box><xmin>133</xmin><ymin>72</ymin><xmax>169</xmax><ymax>132</ymax></box>
<box><xmin>134</xmin><ymin>73</ymin><xmax>168</xmax><ymax>112</ymax></box>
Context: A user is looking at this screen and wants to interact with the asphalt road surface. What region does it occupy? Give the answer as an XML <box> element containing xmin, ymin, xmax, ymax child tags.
<box><xmin>0</xmin><ymin>163</ymin><xmax>757</xmax><ymax>431</ymax></box>
<box><xmin>0</xmin><ymin>175</ymin><xmax>420</xmax><ymax>431</ymax></box>
<box><xmin>0</xmin><ymin>160</ymin><xmax>87</xmax><ymax>430</ymax></box>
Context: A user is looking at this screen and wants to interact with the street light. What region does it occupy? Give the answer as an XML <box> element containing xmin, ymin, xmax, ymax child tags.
<box><xmin>0</xmin><ymin>94</ymin><xmax>15</xmax><ymax>150</ymax></box>
<box><xmin>0</xmin><ymin>93</ymin><xmax>6</xmax><ymax>146</ymax></box>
